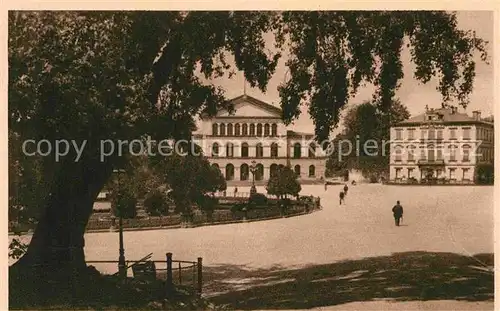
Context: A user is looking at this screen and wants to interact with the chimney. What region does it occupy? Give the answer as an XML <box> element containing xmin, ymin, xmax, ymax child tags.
<box><xmin>472</xmin><ymin>110</ymin><xmax>481</xmax><ymax>121</ymax></box>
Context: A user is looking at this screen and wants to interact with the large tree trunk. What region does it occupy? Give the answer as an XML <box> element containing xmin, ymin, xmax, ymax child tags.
<box><xmin>12</xmin><ymin>157</ymin><xmax>113</xmax><ymax>272</ymax></box>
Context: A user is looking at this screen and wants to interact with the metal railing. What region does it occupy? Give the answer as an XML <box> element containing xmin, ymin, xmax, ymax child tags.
<box><xmin>87</xmin><ymin>252</ymin><xmax>202</xmax><ymax>296</ymax></box>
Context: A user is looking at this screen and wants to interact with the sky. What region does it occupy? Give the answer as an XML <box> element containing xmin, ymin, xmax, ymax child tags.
<box><xmin>203</xmin><ymin>11</ymin><xmax>494</xmax><ymax>135</ymax></box>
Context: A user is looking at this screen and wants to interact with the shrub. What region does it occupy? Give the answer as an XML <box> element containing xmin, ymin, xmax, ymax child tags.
<box><xmin>249</xmin><ymin>193</ymin><xmax>268</xmax><ymax>206</ymax></box>
<box><xmin>144</xmin><ymin>190</ymin><xmax>169</xmax><ymax>216</ymax></box>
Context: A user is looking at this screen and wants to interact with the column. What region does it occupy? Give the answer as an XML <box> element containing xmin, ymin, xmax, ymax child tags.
<box><xmin>264</xmin><ymin>166</ymin><xmax>270</xmax><ymax>181</ymax></box>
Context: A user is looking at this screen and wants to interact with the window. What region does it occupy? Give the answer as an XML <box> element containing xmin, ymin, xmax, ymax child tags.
<box><xmin>394</xmin><ymin>146</ymin><xmax>403</xmax><ymax>162</ymax></box>
<box><xmin>308</xmin><ymin>143</ymin><xmax>316</xmax><ymax>158</ymax></box>
<box><xmin>255</xmin><ymin>143</ymin><xmax>263</xmax><ymax>158</ymax></box>
<box><xmin>249</xmin><ymin>124</ymin><xmax>255</xmax><ymax>136</ymax></box>
<box><xmin>240</xmin><ymin>164</ymin><xmax>249</xmax><ymax>181</ymax></box>
<box><xmin>462</xmin><ymin>145</ymin><xmax>470</xmax><ymax>162</ymax></box>
<box><xmin>463</xmin><ymin>127</ymin><xmax>471</xmax><ymax>140</ymax></box>
<box><xmin>421</xmin><ymin>129</ymin><xmax>427</xmax><ymax>140</ymax></box>
<box><xmin>407</xmin><ymin>168</ymin><xmax>414</xmax><ymax>179</ymax></box>
<box><xmin>293</xmin><ymin>143</ymin><xmax>301</xmax><ymax>158</ymax></box>
<box><xmin>436</xmin><ymin>169</ymin><xmax>443</xmax><ymax>178</ymax></box>
<box><xmin>270</xmin><ymin>164</ymin><xmax>278</xmax><ymax>178</ymax></box>
<box><xmin>264</xmin><ymin>124</ymin><xmax>270</xmax><ymax>137</ymax></box>
<box><xmin>450</xmin><ymin>128</ymin><xmax>457</xmax><ymax>140</ymax></box>
<box><xmin>294</xmin><ymin>165</ymin><xmax>301</xmax><ymax>177</ymax></box>
<box><xmin>437</xmin><ymin>129</ymin><xmax>443</xmax><ymax>140</ymax></box>
<box><xmin>437</xmin><ymin>147</ymin><xmax>443</xmax><ymax>161</ymax></box>
<box><xmin>242</xmin><ymin>124</ymin><xmax>248</xmax><ymax>136</ymax></box>
<box><xmin>449</xmin><ymin>145</ymin><xmax>457</xmax><ymax>161</ymax></box>
<box><xmin>256</xmin><ymin>123</ymin><xmax>263</xmax><ymax>136</ymax></box>
<box><xmin>226</xmin><ymin>143</ymin><xmax>234</xmax><ymax>158</ymax></box>
<box><xmin>212</xmin><ymin>123</ymin><xmax>218</xmax><ymax>136</ymax></box>
<box><xmin>227</xmin><ymin>123</ymin><xmax>233</xmax><ymax>136</ymax></box>
<box><xmin>462</xmin><ymin>168</ymin><xmax>470</xmax><ymax>180</ymax></box>
<box><xmin>271</xmin><ymin>143</ymin><xmax>278</xmax><ymax>158</ymax></box>
<box><xmin>427</xmin><ymin>145</ymin><xmax>435</xmax><ymax>162</ymax></box>
<box><xmin>271</xmin><ymin>123</ymin><xmax>278</xmax><ymax>136</ymax></box>
<box><xmin>449</xmin><ymin>168</ymin><xmax>456</xmax><ymax>180</ymax></box>
<box><xmin>395</xmin><ymin>168</ymin><xmax>402</xmax><ymax>179</ymax></box>
<box><xmin>255</xmin><ymin>164</ymin><xmax>264</xmax><ymax>181</ymax></box>
<box><xmin>225</xmin><ymin>164</ymin><xmax>234</xmax><ymax>181</ymax></box>
<box><xmin>220</xmin><ymin>124</ymin><xmax>226</xmax><ymax>136</ymax></box>
<box><xmin>241</xmin><ymin>143</ymin><xmax>249</xmax><ymax>157</ymax></box>
<box><xmin>408</xmin><ymin>129</ymin><xmax>415</xmax><ymax>140</ymax></box>
<box><xmin>407</xmin><ymin>145</ymin><xmax>416</xmax><ymax>161</ymax></box>
<box><xmin>309</xmin><ymin>165</ymin><xmax>316</xmax><ymax>177</ymax></box>
<box><xmin>428</xmin><ymin>128</ymin><xmax>435</xmax><ymax>140</ymax></box>
<box><xmin>420</xmin><ymin>148</ymin><xmax>426</xmax><ymax>160</ymax></box>
<box><xmin>212</xmin><ymin>143</ymin><xmax>219</xmax><ymax>157</ymax></box>
<box><xmin>396</xmin><ymin>129</ymin><xmax>402</xmax><ymax>140</ymax></box>
<box><xmin>235</xmin><ymin>123</ymin><xmax>241</xmax><ymax>136</ymax></box>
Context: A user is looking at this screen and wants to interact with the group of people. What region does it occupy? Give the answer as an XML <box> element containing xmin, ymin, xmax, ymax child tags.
<box><xmin>326</xmin><ymin>180</ymin><xmax>404</xmax><ymax>227</ymax></box>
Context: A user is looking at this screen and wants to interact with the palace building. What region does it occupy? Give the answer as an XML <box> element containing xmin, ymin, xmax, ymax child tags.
<box><xmin>389</xmin><ymin>107</ymin><xmax>494</xmax><ymax>183</ymax></box>
<box><xmin>192</xmin><ymin>94</ymin><xmax>327</xmax><ymax>184</ymax></box>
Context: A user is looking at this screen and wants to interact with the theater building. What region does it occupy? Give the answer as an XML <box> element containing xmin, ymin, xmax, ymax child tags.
<box><xmin>192</xmin><ymin>94</ymin><xmax>327</xmax><ymax>184</ymax></box>
<box><xmin>389</xmin><ymin>107</ymin><xmax>494</xmax><ymax>183</ymax></box>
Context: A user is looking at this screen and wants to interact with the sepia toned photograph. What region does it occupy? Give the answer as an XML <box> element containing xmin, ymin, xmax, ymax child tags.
<box><xmin>7</xmin><ymin>9</ymin><xmax>495</xmax><ymax>311</ymax></box>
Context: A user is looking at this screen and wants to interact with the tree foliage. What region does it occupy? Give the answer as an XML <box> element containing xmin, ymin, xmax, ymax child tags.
<box><xmin>326</xmin><ymin>100</ymin><xmax>410</xmax><ymax>178</ymax></box>
<box><xmin>266</xmin><ymin>166</ymin><xmax>301</xmax><ymax>199</ymax></box>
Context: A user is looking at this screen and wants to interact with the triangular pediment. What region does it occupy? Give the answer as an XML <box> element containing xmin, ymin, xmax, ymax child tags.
<box><xmin>216</xmin><ymin>95</ymin><xmax>282</xmax><ymax>118</ymax></box>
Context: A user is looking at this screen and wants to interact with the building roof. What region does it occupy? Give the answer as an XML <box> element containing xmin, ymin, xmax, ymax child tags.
<box><xmin>287</xmin><ymin>130</ymin><xmax>315</xmax><ymax>138</ymax></box>
<box><xmin>397</xmin><ymin>107</ymin><xmax>494</xmax><ymax>126</ymax></box>
<box><xmin>228</xmin><ymin>94</ymin><xmax>283</xmax><ymax>116</ymax></box>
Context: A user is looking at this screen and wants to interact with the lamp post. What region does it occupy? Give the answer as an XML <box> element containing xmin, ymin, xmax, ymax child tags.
<box><xmin>113</xmin><ymin>169</ymin><xmax>127</xmax><ymax>279</ymax></box>
<box><xmin>249</xmin><ymin>160</ymin><xmax>257</xmax><ymax>195</ymax></box>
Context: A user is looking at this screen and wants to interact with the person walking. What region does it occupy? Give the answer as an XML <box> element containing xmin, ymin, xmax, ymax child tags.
<box><xmin>392</xmin><ymin>200</ymin><xmax>404</xmax><ymax>226</ymax></box>
<box><xmin>324</xmin><ymin>181</ymin><xmax>328</xmax><ymax>191</ymax></box>
<box><xmin>343</xmin><ymin>184</ymin><xmax>349</xmax><ymax>196</ymax></box>
<box><xmin>339</xmin><ymin>191</ymin><xmax>345</xmax><ymax>205</ymax></box>
<box><xmin>234</xmin><ymin>187</ymin><xmax>238</xmax><ymax>197</ymax></box>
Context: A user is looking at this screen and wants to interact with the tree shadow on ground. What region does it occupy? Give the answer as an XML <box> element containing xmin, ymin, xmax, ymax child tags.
<box><xmin>204</xmin><ymin>252</ymin><xmax>494</xmax><ymax>310</ymax></box>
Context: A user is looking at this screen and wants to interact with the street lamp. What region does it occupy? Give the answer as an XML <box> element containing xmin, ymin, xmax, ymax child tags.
<box><xmin>113</xmin><ymin>169</ymin><xmax>127</xmax><ymax>279</ymax></box>
<box><xmin>249</xmin><ymin>160</ymin><xmax>257</xmax><ymax>195</ymax></box>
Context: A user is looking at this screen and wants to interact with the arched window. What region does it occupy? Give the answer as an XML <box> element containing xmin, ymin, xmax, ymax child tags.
<box><xmin>270</xmin><ymin>164</ymin><xmax>278</xmax><ymax>178</ymax></box>
<box><xmin>242</xmin><ymin>124</ymin><xmax>248</xmax><ymax>136</ymax></box>
<box><xmin>225</xmin><ymin>164</ymin><xmax>234</xmax><ymax>181</ymax></box>
<box><xmin>250</xmin><ymin>124</ymin><xmax>255</xmax><ymax>136</ymax></box>
<box><xmin>462</xmin><ymin>144</ymin><xmax>471</xmax><ymax>162</ymax></box>
<box><xmin>309</xmin><ymin>165</ymin><xmax>315</xmax><ymax>177</ymax></box>
<box><xmin>219</xmin><ymin>123</ymin><xmax>226</xmax><ymax>136</ymax></box>
<box><xmin>211</xmin><ymin>163</ymin><xmax>220</xmax><ymax>172</ymax></box>
<box><xmin>255</xmin><ymin>164</ymin><xmax>264</xmax><ymax>181</ymax></box>
<box><xmin>271</xmin><ymin>143</ymin><xmax>278</xmax><ymax>158</ymax></box>
<box><xmin>212</xmin><ymin>123</ymin><xmax>218</xmax><ymax>136</ymax></box>
<box><xmin>212</xmin><ymin>143</ymin><xmax>220</xmax><ymax>157</ymax></box>
<box><xmin>293</xmin><ymin>143</ymin><xmax>301</xmax><ymax>158</ymax></box>
<box><xmin>226</xmin><ymin>143</ymin><xmax>234</xmax><ymax>158</ymax></box>
<box><xmin>407</xmin><ymin>145</ymin><xmax>416</xmax><ymax>161</ymax></box>
<box><xmin>294</xmin><ymin>165</ymin><xmax>301</xmax><ymax>177</ymax></box>
<box><xmin>227</xmin><ymin>123</ymin><xmax>233</xmax><ymax>136</ymax></box>
<box><xmin>235</xmin><ymin>123</ymin><xmax>241</xmax><ymax>136</ymax></box>
<box><xmin>271</xmin><ymin>123</ymin><xmax>278</xmax><ymax>137</ymax></box>
<box><xmin>255</xmin><ymin>143</ymin><xmax>263</xmax><ymax>158</ymax></box>
<box><xmin>240</xmin><ymin>164</ymin><xmax>249</xmax><ymax>181</ymax></box>
<box><xmin>264</xmin><ymin>124</ymin><xmax>270</xmax><ymax>137</ymax></box>
<box><xmin>256</xmin><ymin>123</ymin><xmax>263</xmax><ymax>136</ymax></box>
<box><xmin>241</xmin><ymin>143</ymin><xmax>249</xmax><ymax>157</ymax></box>
<box><xmin>308</xmin><ymin>143</ymin><xmax>316</xmax><ymax>158</ymax></box>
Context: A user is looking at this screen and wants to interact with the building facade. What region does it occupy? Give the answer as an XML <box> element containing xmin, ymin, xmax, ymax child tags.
<box><xmin>389</xmin><ymin>107</ymin><xmax>494</xmax><ymax>183</ymax></box>
<box><xmin>192</xmin><ymin>94</ymin><xmax>327</xmax><ymax>183</ymax></box>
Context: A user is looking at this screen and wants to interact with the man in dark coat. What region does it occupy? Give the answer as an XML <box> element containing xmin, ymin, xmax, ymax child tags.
<box><xmin>343</xmin><ymin>184</ymin><xmax>349</xmax><ymax>195</ymax></box>
<box><xmin>392</xmin><ymin>201</ymin><xmax>404</xmax><ymax>226</ymax></box>
<box><xmin>339</xmin><ymin>191</ymin><xmax>345</xmax><ymax>205</ymax></box>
